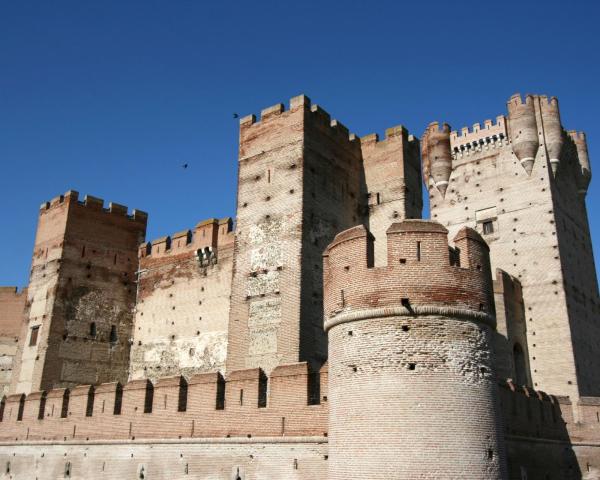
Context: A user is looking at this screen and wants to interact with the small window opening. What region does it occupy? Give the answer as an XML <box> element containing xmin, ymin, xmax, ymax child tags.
<box><xmin>81</xmin><ymin>246</ymin><xmax>86</xmax><ymax>258</ymax></box>
<box><xmin>258</xmin><ymin>371</ymin><xmax>268</xmax><ymax>408</ymax></box>
<box><xmin>29</xmin><ymin>325</ymin><xmax>40</xmax><ymax>346</ymax></box>
<box><xmin>483</xmin><ymin>220</ymin><xmax>494</xmax><ymax>235</ymax></box>
<box><xmin>109</xmin><ymin>325</ymin><xmax>118</xmax><ymax>344</ymax></box>
<box><xmin>0</xmin><ymin>397</ymin><xmax>5</xmax><ymax>422</ymax></box>
<box><xmin>38</xmin><ymin>392</ymin><xmax>47</xmax><ymax>420</ymax></box>
<box><xmin>307</xmin><ymin>370</ymin><xmax>320</xmax><ymax>406</ymax></box>
<box><xmin>17</xmin><ymin>394</ymin><xmax>25</xmax><ymax>421</ymax></box>
<box><xmin>143</xmin><ymin>381</ymin><xmax>154</xmax><ymax>413</ymax></box>
<box><xmin>408</xmin><ymin>363</ymin><xmax>416</xmax><ymax>371</ymax></box>
<box><xmin>399</xmin><ymin>258</ymin><xmax>406</xmax><ymax>264</ymax></box>
<box><xmin>402</xmin><ymin>325</ymin><xmax>409</xmax><ymax>332</ymax></box>
<box><xmin>267</xmin><ymin>169</ymin><xmax>271</xmax><ymax>183</ymax></box>
<box><xmin>178</xmin><ymin>378</ymin><xmax>188</xmax><ymax>412</ymax></box>
<box><xmin>113</xmin><ymin>383</ymin><xmax>123</xmax><ymax>415</ymax></box>
<box><xmin>239</xmin><ymin>389</ymin><xmax>244</xmax><ymax>406</ymax></box>
<box><xmin>89</xmin><ymin>322</ymin><xmax>96</xmax><ymax>337</ymax></box>
<box><xmin>61</xmin><ymin>390</ymin><xmax>70</xmax><ymax>418</ymax></box>
<box><xmin>215</xmin><ymin>374</ymin><xmax>225</xmax><ymax>410</ymax></box>
<box><xmin>416</xmin><ymin>241</ymin><xmax>421</xmax><ymax>261</ymax></box>
<box><xmin>85</xmin><ymin>387</ymin><xmax>94</xmax><ymax>417</ymax></box>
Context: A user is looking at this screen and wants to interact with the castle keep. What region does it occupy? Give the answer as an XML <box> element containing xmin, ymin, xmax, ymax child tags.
<box><xmin>0</xmin><ymin>93</ymin><xmax>597</xmax><ymax>479</ymax></box>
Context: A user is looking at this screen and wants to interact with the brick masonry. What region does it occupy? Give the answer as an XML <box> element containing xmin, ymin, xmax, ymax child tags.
<box><xmin>0</xmin><ymin>287</ymin><xmax>26</xmax><ymax>396</ymax></box>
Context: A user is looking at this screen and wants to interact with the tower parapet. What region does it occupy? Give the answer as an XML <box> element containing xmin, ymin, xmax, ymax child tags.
<box><xmin>323</xmin><ymin>220</ymin><xmax>506</xmax><ymax>479</ymax></box>
<box><xmin>507</xmin><ymin>93</ymin><xmax>539</xmax><ymax>175</ymax></box>
<box><xmin>421</xmin><ymin>121</ymin><xmax>452</xmax><ymax>197</ymax></box>
<box><xmin>569</xmin><ymin>130</ymin><xmax>591</xmax><ymax>195</ymax></box>
<box><xmin>539</xmin><ymin>95</ymin><xmax>563</xmax><ymax>175</ymax></box>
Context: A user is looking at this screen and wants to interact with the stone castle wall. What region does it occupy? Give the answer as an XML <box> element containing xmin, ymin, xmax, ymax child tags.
<box><xmin>0</xmin><ymin>287</ymin><xmax>26</xmax><ymax>396</ymax></box>
<box><xmin>130</xmin><ymin>218</ymin><xmax>234</xmax><ymax>381</ymax></box>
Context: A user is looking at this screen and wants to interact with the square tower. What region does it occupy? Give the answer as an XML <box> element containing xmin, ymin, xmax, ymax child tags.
<box><xmin>425</xmin><ymin>94</ymin><xmax>599</xmax><ymax>398</ymax></box>
<box><xmin>10</xmin><ymin>191</ymin><xmax>147</xmax><ymax>394</ymax></box>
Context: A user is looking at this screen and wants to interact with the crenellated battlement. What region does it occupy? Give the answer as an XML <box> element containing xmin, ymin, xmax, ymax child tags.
<box><xmin>450</xmin><ymin>116</ymin><xmax>507</xmax><ymax>157</ymax></box>
<box><xmin>39</xmin><ymin>190</ymin><xmax>147</xmax><ymax>223</ymax></box>
<box><xmin>139</xmin><ymin>217</ymin><xmax>234</xmax><ymax>260</ymax></box>
<box><xmin>239</xmin><ymin>94</ymin><xmax>358</xmax><ymax>147</ymax></box>
<box><xmin>0</xmin><ymin>362</ymin><xmax>327</xmax><ymax>442</ymax></box>
<box><xmin>323</xmin><ymin>220</ymin><xmax>495</xmax><ymax>330</ymax></box>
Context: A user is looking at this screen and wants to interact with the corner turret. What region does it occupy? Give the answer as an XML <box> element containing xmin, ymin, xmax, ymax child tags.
<box><xmin>323</xmin><ymin>220</ymin><xmax>507</xmax><ymax>479</ymax></box>
<box><xmin>569</xmin><ymin>130</ymin><xmax>591</xmax><ymax>195</ymax></box>
<box><xmin>421</xmin><ymin>121</ymin><xmax>452</xmax><ymax>197</ymax></box>
<box><xmin>540</xmin><ymin>96</ymin><xmax>563</xmax><ymax>176</ymax></box>
<box><xmin>507</xmin><ymin>93</ymin><xmax>539</xmax><ymax>175</ymax></box>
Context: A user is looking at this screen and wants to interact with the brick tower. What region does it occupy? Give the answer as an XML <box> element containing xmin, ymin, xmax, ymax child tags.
<box><xmin>225</xmin><ymin>95</ymin><xmax>364</xmax><ymax>374</ymax></box>
<box><xmin>425</xmin><ymin>94</ymin><xmax>599</xmax><ymax>398</ymax></box>
<box><xmin>225</xmin><ymin>95</ymin><xmax>423</xmax><ymax>374</ymax></box>
<box><xmin>323</xmin><ymin>220</ymin><xmax>507</xmax><ymax>479</ymax></box>
<box><xmin>10</xmin><ymin>191</ymin><xmax>147</xmax><ymax>394</ymax></box>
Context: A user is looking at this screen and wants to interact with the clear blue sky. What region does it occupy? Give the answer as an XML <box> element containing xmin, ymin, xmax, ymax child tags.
<box><xmin>1</xmin><ymin>0</ymin><xmax>599</xmax><ymax>287</ymax></box>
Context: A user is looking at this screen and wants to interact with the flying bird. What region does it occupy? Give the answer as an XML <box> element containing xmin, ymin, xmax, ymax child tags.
<box><xmin>182</xmin><ymin>163</ymin><xmax>188</xmax><ymax>169</ymax></box>
<box><xmin>233</xmin><ymin>113</ymin><xmax>239</xmax><ymax>119</ymax></box>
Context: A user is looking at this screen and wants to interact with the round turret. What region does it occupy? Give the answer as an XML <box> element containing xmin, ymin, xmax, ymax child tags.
<box><xmin>540</xmin><ymin>96</ymin><xmax>563</xmax><ymax>175</ymax></box>
<box><xmin>569</xmin><ymin>130</ymin><xmax>591</xmax><ymax>195</ymax></box>
<box><xmin>421</xmin><ymin>122</ymin><xmax>452</xmax><ymax>197</ymax></box>
<box><xmin>507</xmin><ymin>93</ymin><xmax>539</xmax><ymax>175</ymax></box>
<box><xmin>323</xmin><ymin>220</ymin><xmax>507</xmax><ymax>480</ymax></box>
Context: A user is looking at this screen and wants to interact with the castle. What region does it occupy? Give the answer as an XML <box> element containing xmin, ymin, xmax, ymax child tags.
<box><xmin>0</xmin><ymin>93</ymin><xmax>597</xmax><ymax>479</ymax></box>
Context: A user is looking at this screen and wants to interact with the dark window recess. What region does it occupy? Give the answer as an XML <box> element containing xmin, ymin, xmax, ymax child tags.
<box><xmin>109</xmin><ymin>325</ymin><xmax>118</xmax><ymax>344</ymax></box>
<box><xmin>258</xmin><ymin>370</ymin><xmax>268</xmax><ymax>408</ymax></box>
<box><xmin>38</xmin><ymin>392</ymin><xmax>47</xmax><ymax>420</ymax></box>
<box><xmin>17</xmin><ymin>395</ymin><xmax>25</xmax><ymax>421</ymax></box>
<box><xmin>416</xmin><ymin>241</ymin><xmax>422</xmax><ymax>261</ymax></box>
<box><xmin>113</xmin><ymin>383</ymin><xmax>123</xmax><ymax>415</ymax></box>
<box><xmin>0</xmin><ymin>397</ymin><xmax>5</xmax><ymax>422</ymax></box>
<box><xmin>90</xmin><ymin>322</ymin><xmax>97</xmax><ymax>337</ymax></box>
<box><xmin>61</xmin><ymin>390</ymin><xmax>70</xmax><ymax>418</ymax></box>
<box><xmin>29</xmin><ymin>325</ymin><xmax>40</xmax><ymax>347</ymax></box>
<box><xmin>216</xmin><ymin>373</ymin><xmax>226</xmax><ymax>410</ymax></box>
<box><xmin>86</xmin><ymin>387</ymin><xmax>95</xmax><ymax>417</ymax></box>
<box><xmin>143</xmin><ymin>381</ymin><xmax>154</xmax><ymax>414</ymax></box>
<box><xmin>483</xmin><ymin>220</ymin><xmax>494</xmax><ymax>235</ymax></box>
<box><xmin>178</xmin><ymin>378</ymin><xmax>188</xmax><ymax>412</ymax></box>
<box><xmin>307</xmin><ymin>370</ymin><xmax>321</xmax><ymax>405</ymax></box>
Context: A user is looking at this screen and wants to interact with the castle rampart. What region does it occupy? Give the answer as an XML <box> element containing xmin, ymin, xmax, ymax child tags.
<box><xmin>130</xmin><ymin>218</ymin><xmax>234</xmax><ymax>381</ymax></box>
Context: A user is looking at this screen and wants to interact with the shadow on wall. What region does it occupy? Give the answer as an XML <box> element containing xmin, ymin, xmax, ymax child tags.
<box><xmin>499</xmin><ymin>381</ymin><xmax>584</xmax><ymax>479</ymax></box>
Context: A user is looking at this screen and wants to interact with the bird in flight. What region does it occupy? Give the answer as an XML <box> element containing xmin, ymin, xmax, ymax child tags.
<box><xmin>233</xmin><ymin>113</ymin><xmax>239</xmax><ymax>119</ymax></box>
<box><xmin>182</xmin><ymin>163</ymin><xmax>188</xmax><ymax>169</ymax></box>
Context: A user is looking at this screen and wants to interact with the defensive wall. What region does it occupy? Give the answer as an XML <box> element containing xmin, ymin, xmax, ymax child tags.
<box><xmin>0</xmin><ymin>369</ymin><xmax>599</xmax><ymax>478</ymax></box>
<box><xmin>0</xmin><ymin>288</ymin><xmax>26</xmax><ymax>396</ymax></box>
<box><xmin>130</xmin><ymin>218</ymin><xmax>234</xmax><ymax>381</ymax></box>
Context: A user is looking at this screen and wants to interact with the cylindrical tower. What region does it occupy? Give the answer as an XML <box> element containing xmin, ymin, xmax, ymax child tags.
<box><xmin>569</xmin><ymin>130</ymin><xmax>591</xmax><ymax>195</ymax></box>
<box><xmin>323</xmin><ymin>220</ymin><xmax>507</xmax><ymax>480</ymax></box>
<box><xmin>421</xmin><ymin>121</ymin><xmax>452</xmax><ymax>197</ymax></box>
<box><xmin>540</xmin><ymin>95</ymin><xmax>563</xmax><ymax>176</ymax></box>
<box><xmin>507</xmin><ymin>93</ymin><xmax>539</xmax><ymax>175</ymax></box>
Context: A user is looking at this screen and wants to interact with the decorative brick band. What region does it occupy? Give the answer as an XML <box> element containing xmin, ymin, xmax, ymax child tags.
<box><xmin>324</xmin><ymin>304</ymin><xmax>495</xmax><ymax>332</ymax></box>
